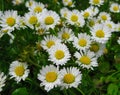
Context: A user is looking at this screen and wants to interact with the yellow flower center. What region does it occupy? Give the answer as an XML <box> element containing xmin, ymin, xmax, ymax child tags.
<box><xmin>14</xmin><ymin>65</ymin><xmax>25</xmax><ymax>76</ymax></box>
<box><xmin>64</xmin><ymin>0</ymin><xmax>68</xmax><ymax>2</ymax></box>
<box><xmin>113</xmin><ymin>6</ymin><xmax>119</xmax><ymax>11</ymax></box>
<box><xmin>62</xmin><ymin>32</ymin><xmax>70</xmax><ymax>40</ymax></box>
<box><xmin>71</xmin><ymin>14</ymin><xmax>78</xmax><ymax>22</ymax></box>
<box><xmin>46</xmin><ymin>72</ymin><xmax>57</xmax><ymax>82</ymax></box>
<box><xmin>103</xmin><ymin>48</ymin><xmax>108</xmax><ymax>54</ymax></box>
<box><xmin>93</xmin><ymin>0</ymin><xmax>100</xmax><ymax>4</ymax></box>
<box><xmin>68</xmin><ymin>1</ymin><xmax>73</xmax><ymax>6</ymax></box>
<box><xmin>6</xmin><ymin>17</ymin><xmax>16</xmax><ymax>26</ymax></box>
<box><xmin>55</xmin><ymin>50</ymin><xmax>65</xmax><ymax>60</ymax></box>
<box><xmin>90</xmin><ymin>43</ymin><xmax>99</xmax><ymax>52</ymax></box>
<box><xmin>83</xmin><ymin>12</ymin><xmax>90</xmax><ymax>18</ymax></box>
<box><xmin>96</xmin><ymin>29</ymin><xmax>105</xmax><ymax>38</ymax></box>
<box><xmin>29</xmin><ymin>16</ymin><xmax>38</xmax><ymax>25</ymax></box>
<box><xmin>46</xmin><ymin>40</ymin><xmax>55</xmax><ymax>48</ymax></box>
<box><xmin>80</xmin><ymin>56</ymin><xmax>91</xmax><ymax>65</ymax></box>
<box><xmin>34</xmin><ymin>6</ymin><xmax>42</xmax><ymax>13</ymax></box>
<box><xmin>78</xmin><ymin>38</ymin><xmax>87</xmax><ymax>47</ymax></box>
<box><xmin>89</xmin><ymin>20</ymin><xmax>95</xmax><ymax>27</ymax></box>
<box><xmin>64</xmin><ymin>13</ymin><xmax>67</xmax><ymax>17</ymax></box>
<box><xmin>107</xmin><ymin>24</ymin><xmax>112</xmax><ymax>28</ymax></box>
<box><xmin>63</xmin><ymin>73</ymin><xmax>75</xmax><ymax>84</ymax></box>
<box><xmin>45</xmin><ymin>16</ymin><xmax>54</xmax><ymax>25</ymax></box>
<box><xmin>101</xmin><ymin>15</ymin><xmax>107</xmax><ymax>21</ymax></box>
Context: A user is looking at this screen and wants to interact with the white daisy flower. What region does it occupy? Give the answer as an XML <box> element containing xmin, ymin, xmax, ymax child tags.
<box><xmin>73</xmin><ymin>33</ymin><xmax>92</xmax><ymax>50</ymax></box>
<box><xmin>60</xmin><ymin>7</ymin><xmax>70</xmax><ymax>18</ymax></box>
<box><xmin>24</xmin><ymin>12</ymin><xmax>39</xmax><ymax>29</ymax></box>
<box><xmin>104</xmin><ymin>21</ymin><xmax>116</xmax><ymax>32</ymax></box>
<box><xmin>89</xmin><ymin>6</ymin><xmax>99</xmax><ymax>16</ymax></box>
<box><xmin>66</xmin><ymin>10</ymin><xmax>85</xmax><ymax>27</ymax></box>
<box><xmin>58</xmin><ymin>27</ymin><xmax>74</xmax><ymax>42</ymax></box>
<box><xmin>59</xmin><ymin>67</ymin><xmax>82</xmax><ymax>89</ymax></box>
<box><xmin>87</xmin><ymin>17</ymin><xmax>99</xmax><ymax>28</ymax></box>
<box><xmin>117</xmin><ymin>37</ymin><xmax>120</xmax><ymax>44</ymax></box>
<box><xmin>62</xmin><ymin>0</ymin><xmax>75</xmax><ymax>7</ymax></box>
<box><xmin>98</xmin><ymin>12</ymin><xmax>111</xmax><ymax>22</ymax></box>
<box><xmin>89</xmin><ymin>0</ymin><xmax>104</xmax><ymax>6</ymax></box>
<box><xmin>74</xmin><ymin>50</ymin><xmax>98</xmax><ymax>70</ymax></box>
<box><xmin>25</xmin><ymin>0</ymin><xmax>36</xmax><ymax>8</ymax></box>
<box><xmin>90</xmin><ymin>23</ymin><xmax>111</xmax><ymax>44</ymax></box>
<box><xmin>81</xmin><ymin>8</ymin><xmax>93</xmax><ymax>19</ymax></box>
<box><xmin>110</xmin><ymin>3</ymin><xmax>120</xmax><ymax>13</ymax></box>
<box><xmin>41</xmin><ymin>35</ymin><xmax>61</xmax><ymax>51</ymax></box>
<box><xmin>0</xmin><ymin>10</ymin><xmax>20</xmax><ymax>31</ymax></box>
<box><xmin>37</xmin><ymin>65</ymin><xmax>61</xmax><ymax>92</ymax></box>
<box><xmin>0</xmin><ymin>72</ymin><xmax>6</xmax><ymax>92</ymax></box>
<box><xmin>0</xmin><ymin>11</ymin><xmax>3</xmax><ymax>17</ymax></box>
<box><xmin>89</xmin><ymin>41</ymin><xmax>105</xmax><ymax>57</ymax></box>
<box><xmin>39</xmin><ymin>10</ymin><xmax>60</xmax><ymax>30</ymax></box>
<box><xmin>28</xmin><ymin>2</ymin><xmax>45</xmax><ymax>13</ymax></box>
<box><xmin>48</xmin><ymin>43</ymin><xmax>71</xmax><ymax>66</ymax></box>
<box><xmin>12</xmin><ymin>0</ymin><xmax>24</xmax><ymax>5</ymax></box>
<box><xmin>9</xmin><ymin>60</ymin><xmax>29</xmax><ymax>83</ymax></box>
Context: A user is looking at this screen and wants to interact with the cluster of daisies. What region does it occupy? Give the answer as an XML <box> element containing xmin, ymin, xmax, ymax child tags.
<box><xmin>0</xmin><ymin>0</ymin><xmax>120</xmax><ymax>93</ymax></box>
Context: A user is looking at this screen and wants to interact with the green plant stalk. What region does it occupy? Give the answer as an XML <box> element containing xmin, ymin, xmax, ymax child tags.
<box><xmin>1</xmin><ymin>0</ymin><xmax>4</xmax><ymax>11</ymax></box>
<box><xmin>76</xmin><ymin>88</ymin><xmax>85</xmax><ymax>95</ymax></box>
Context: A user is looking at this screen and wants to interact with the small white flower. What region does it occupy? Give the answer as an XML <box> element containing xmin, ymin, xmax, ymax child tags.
<box><xmin>41</xmin><ymin>35</ymin><xmax>61</xmax><ymax>51</ymax></box>
<box><xmin>25</xmin><ymin>0</ymin><xmax>36</xmax><ymax>8</ymax></box>
<box><xmin>28</xmin><ymin>2</ymin><xmax>45</xmax><ymax>13</ymax></box>
<box><xmin>37</xmin><ymin>65</ymin><xmax>61</xmax><ymax>92</ymax></box>
<box><xmin>89</xmin><ymin>41</ymin><xmax>105</xmax><ymax>57</ymax></box>
<box><xmin>73</xmin><ymin>33</ymin><xmax>92</xmax><ymax>50</ymax></box>
<box><xmin>74</xmin><ymin>50</ymin><xmax>98</xmax><ymax>70</ymax></box>
<box><xmin>90</xmin><ymin>23</ymin><xmax>111</xmax><ymax>44</ymax></box>
<box><xmin>58</xmin><ymin>27</ymin><xmax>74</xmax><ymax>42</ymax></box>
<box><xmin>110</xmin><ymin>3</ymin><xmax>120</xmax><ymax>13</ymax></box>
<box><xmin>89</xmin><ymin>0</ymin><xmax>104</xmax><ymax>6</ymax></box>
<box><xmin>48</xmin><ymin>43</ymin><xmax>71</xmax><ymax>66</ymax></box>
<box><xmin>9</xmin><ymin>60</ymin><xmax>29</xmax><ymax>83</ymax></box>
<box><xmin>81</xmin><ymin>8</ymin><xmax>93</xmax><ymax>19</ymax></box>
<box><xmin>12</xmin><ymin>0</ymin><xmax>24</xmax><ymax>5</ymax></box>
<box><xmin>0</xmin><ymin>10</ymin><xmax>20</xmax><ymax>31</ymax></box>
<box><xmin>66</xmin><ymin>10</ymin><xmax>85</xmax><ymax>27</ymax></box>
<box><xmin>39</xmin><ymin>10</ymin><xmax>60</xmax><ymax>30</ymax></box>
<box><xmin>60</xmin><ymin>7</ymin><xmax>70</xmax><ymax>18</ymax></box>
<box><xmin>0</xmin><ymin>72</ymin><xmax>6</xmax><ymax>92</ymax></box>
<box><xmin>98</xmin><ymin>12</ymin><xmax>111</xmax><ymax>22</ymax></box>
<box><xmin>62</xmin><ymin>0</ymin><xmax>75</xmax><ymax>7</ymax></box>
<box><xmin>59</xmin><ymin>67</ymin><xmax>82</xmax><ymax>89</ymax></box>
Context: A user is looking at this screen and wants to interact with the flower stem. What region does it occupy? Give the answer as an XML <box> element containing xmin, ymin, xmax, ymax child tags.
<box><xmin>76</xmin><ymin>88</ymin><xmax>85</xmax><ymax>95</ymax></box>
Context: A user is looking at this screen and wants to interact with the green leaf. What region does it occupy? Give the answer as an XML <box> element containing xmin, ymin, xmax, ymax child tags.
<box><xmin>12</xmin><ymin>87</ymin><xmax>28</xmax><ymax>95</ymax></box>
<box><xmin>107</xmin><ymin>83</ymin><xmax>118</xmax><ymax>95</ymax></box>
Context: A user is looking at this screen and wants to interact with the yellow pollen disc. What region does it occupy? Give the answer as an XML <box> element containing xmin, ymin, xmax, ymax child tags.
<box><xmin>93</xmin><ymin>0</ymin><xmax>100</xmax><ymax>4</ymax></box>
<box><xmin>29</xmin><ymin>1</ymin><xmax>33</xmax><ymax>6</ymax></box>
<box><xmin>64</xmin><ymin>13</ymin><xmax>67</xmax><ymax>17</ymax></box>
<box><xmin>34</xmin><ymin>6</ymin><xmax>42</xmax><ymax>13</ymax></box>
<box><xmin>89</xmin><ymin>20</ymin><xmax>95</xmax><ymax>27</ymax></box>
<box><xmin>46</xmin><ymin>40</ymin><xmax>55</xmax><ymax>48</ymax></box>
<box><xmin>78</xmin><ymin>39</ymin><xmax>87</xmax><ymax>47</ymax></box>
<box><xmin>80</xmin><ymin>56</ymin><xmax>91</xmax><ymax>65</ymax></box>
<box><xmin>6</xmin><ymin>17</ymin><xmax>16</xmax><ymax>26</ymax></box>
<box><xmin>96</xmin><ymin>29</ymin><xmax>105</xmax><ymax>38</ymax></box>
<box><xmin>68</xmin><ymin>1</ymin><xmax>73</xmax><ymax>6</ymax></box>
<box><xmin>45</xmin><ymin>16</ymin><xmax>54</xmax><ymax>25</ymax></box>
<box><xmin>71</xmin><ymin>14</ymin><xmax>78</xmax><ymax>22</ymax></box>
<box><xmin>64</xmin><ymin>73</ymin><xmax>75</xmax><ymax>84</ymax></box>
<box><xmin>101</xmin><ymin>15</ymin><xmax>107</xmax><ymax>21</ymax></box>
<box><xmin>90</xmin><ymin>44</ymin><xmax>99</xmax><ymax>52</ymax></box>
<box><xmin>62</xmin><ymin>32</ymin><xmax>70</xmax><ymax>40</ymax></box>
<box><xmin>83</xmin><ymin>12</ymin><xmax>90</xmax><ymax>18</ymax></box>
<box><xmin>113</xmin><ymin>6</ymin><xmax>119</xmax><ymax>11</ymax></box>
<box><xmin>107</xmin><ymin>24</ymin><xmax>112</xmax><ymax>28</ymax></box>
<box><xmin>14</xmin><ymin>65</ymin><xmax>25</xmax><ymax>76</ymax></box>
<box><xmin>55</xmin><ymin>50</ymin><xmax>65</xmax><ymax>60</ymax></box>
<box><xmin>46</xmin><ymin>72</ymin><xmax>57</xmax><ymax>82</ymax></box>
<box><xmin>64</xmin><ymin>0</ymin><xmax>68</xmax><ymax>2</ymax></box>
<box><xmin>29</xmin><ymin>16</ymin><xmax>38</xmax><ymax>25</ymax></box>
<box><xmin>103</xmin><ymin>48</ymin><xmax>108</xmax><ymax>54</ymax></box>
